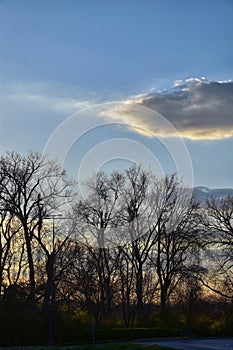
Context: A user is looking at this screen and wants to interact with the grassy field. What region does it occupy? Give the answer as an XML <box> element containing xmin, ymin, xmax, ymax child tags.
<box><xmin>0</xmin><ymin>344</ymin><xmax>174</xmax><ymax>350</ymax></box>
<box><xmin>68</xmin><ymin>345</ymin><xmax>173</xmax><ymax>350</ymax></box>
<box><xmin>88</xmin><ymin>345</ymin><xmax>173</xmax><ymax>350</ymax></box>
<box><xmin>78</xmin><ymin>345</ymin><xmax>173</xmax><ymax>350</ymax></box>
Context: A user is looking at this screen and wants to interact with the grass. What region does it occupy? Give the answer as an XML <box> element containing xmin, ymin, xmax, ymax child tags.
<box><xmin>0</xmin><ymin>344</ymin><xmax>174</xmax><ymax>350</ymax></box>
<box><xmin>83</xmin><ymin>345</ymin><xmax>173</xmax><ymax>350</ymax></box>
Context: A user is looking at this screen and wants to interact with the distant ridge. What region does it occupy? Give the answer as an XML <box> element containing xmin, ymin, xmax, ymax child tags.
<box><xmin>193</xmin><ymin>186</ymin><xmax>233</xmax><ymax>203</ymax></box>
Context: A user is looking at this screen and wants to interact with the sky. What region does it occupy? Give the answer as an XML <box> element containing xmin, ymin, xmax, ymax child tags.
<box><xmin>1</xmin><ymin>0</ymin><xmax>233</xmax><ymax>189</ymax></box>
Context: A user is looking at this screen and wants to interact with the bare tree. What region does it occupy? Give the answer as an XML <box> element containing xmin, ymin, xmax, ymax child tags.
<box><xmin>119</xmin><ymin>169</ymin><xmax>196</xmax><ymax>310</ymax></box>
<box><xmin>0</xmin><ymin>151</ymin><xmax>75</xmax><ymax>305</ymax></box>
<box><xmin>174</xmin><ymin>275</ymin><xmax>202</xmax><ymax>331</ymax></box>
<box><xmin>73</xmin><ymin>172</ymin><xmax>123</xmax><ymax>318</ymax></box>
<box><xmin>115</xmin><ymin>246</ymin><xmax>137</xmax><ymax>327</ymax></box>
<box><xmin>119</xmin><ymin>165</ymin><xmax>159</xmax><ymax>308</ymax></box>
<box><xmin>145</xmin><ymin>175</ymin><xmax>204</xmax><ymax>310</ymax></box>
<box><xmin>0</xmin><ymin>209</ymin><xmax>23</xmax><ymax>297</ymax></box>
<box><xmin>202</xmin><ymin>195</ymin><xmax>233</xmax><ymax>299</ymax></box>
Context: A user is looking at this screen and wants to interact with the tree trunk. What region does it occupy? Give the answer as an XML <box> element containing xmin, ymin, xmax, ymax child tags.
<box><xmin>46</xmin><ymin>253</ymin><xmax>56</xmax><ymax>345</ymax></box>
<box><xmin>136</xmin><ymin>263</ymin><xmax>143</xmax><ymax>307</ymax></box>
<box><xmin>24</xmin><ymin>225</ymin><xmax>35</xmax><ymax>307</ymax></box>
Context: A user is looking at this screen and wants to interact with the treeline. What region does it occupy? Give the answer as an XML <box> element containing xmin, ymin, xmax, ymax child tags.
<box><xmin>0</xmin><ymin>151</ymin><xmax>233</xmax><ymax>345</ymax></box>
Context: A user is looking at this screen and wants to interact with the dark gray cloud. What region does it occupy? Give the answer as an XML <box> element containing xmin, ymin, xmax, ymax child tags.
<box><xmin>136</xmin><ymin>78</ymin><xmax>233</xmax><ymax>139</ymax></box>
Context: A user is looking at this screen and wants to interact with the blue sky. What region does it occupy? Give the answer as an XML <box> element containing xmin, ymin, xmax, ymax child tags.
<box><xmin>1</xmin><ymin>0</ymin><xmax>233</xmax><ymax>188</ymax></box>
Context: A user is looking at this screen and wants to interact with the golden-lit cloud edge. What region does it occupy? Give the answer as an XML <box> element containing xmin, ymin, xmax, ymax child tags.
<box><xmin>101</xmin><ymin>78</ymin><xmax>233</xmax><ymax>140</ymax></box>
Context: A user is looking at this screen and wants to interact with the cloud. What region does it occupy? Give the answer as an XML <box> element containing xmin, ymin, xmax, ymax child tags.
<box><xmin>1</xmin><ymin>82</ymin><xmax>91</xmax><ymax>152</ymax></box>
<box><xmin>4</xmin><ymin>85</ymin><xmax>90</xmax><ymax>115</ymax></box>
<box><xmin>2</xmin><ymin>78</ymin><xmax>233</xmax><ymax>153</ymax></box>
<box><xmin>103</xmin><ymin>78</ymin><xmax>233</xmax><ymax>140</ymax></box>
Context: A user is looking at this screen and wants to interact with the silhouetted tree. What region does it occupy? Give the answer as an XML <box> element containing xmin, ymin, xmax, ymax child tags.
<box><xmin>0</xmin><ymin>151</ymin><xmax>75</xmax><ymax>306</ymax></box>
<box><xmin>0</xmin><ymin>210</ymin><xmax>23</xmax><ymax>297</ymax></box>
<box><xmin>73</xmin><ymin>172</ymin><xmax>124</xmax><ymax>318</ymax></box>
<box><xmin>202</xmin><ymin>195</ymin><xmax>233</xmax><ymax>299</ymax></box>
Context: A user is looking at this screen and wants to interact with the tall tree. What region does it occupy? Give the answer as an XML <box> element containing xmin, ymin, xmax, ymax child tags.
<box><xmin>153</xmin><ymin>199</ymin><xmax>203</xmax><ymax>309</ymax></box>
<box><xmin>73</xmin><ymin>171</ymin><xmax>123</xmax><ymax>317</ymax></box>
<box><xmin>0</xmin><ymin>151</ymin><xmax>75</xmax><ymax>305</ymax></box>
<box><xmin>203</xmin><ymin>195</ymin><xmax>233</xmax><ymax>299</ymax></box>
<box><xmin>0</xmin><ymin>209</ymin><xmax>23</xmax><ymax>297</ymax></box>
